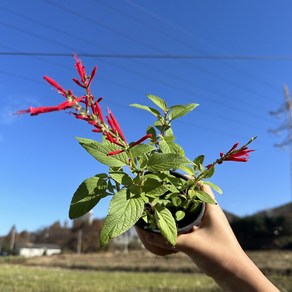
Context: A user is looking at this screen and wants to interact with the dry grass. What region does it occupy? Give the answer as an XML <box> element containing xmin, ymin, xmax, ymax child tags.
<box><xmin>22</xmin><ymin>250</ymin><xmax>197</xmax><ymax>273</ymax></box>
<box><xmin>12</xmin><ymin>250</ymin><xmax>291</xmax><ymax>275</ymax></box>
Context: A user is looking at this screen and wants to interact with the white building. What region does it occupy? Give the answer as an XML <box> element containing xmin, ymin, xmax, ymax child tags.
<box><xmin>16</xmin><ymin>243</ymin><xmax>61</xmax><ymax>257</ymax></box>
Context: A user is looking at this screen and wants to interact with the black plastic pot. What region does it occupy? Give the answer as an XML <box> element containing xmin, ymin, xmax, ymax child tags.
<box><xmin>136</xmin><ymin>170</ymin><xmax>206</xmax><ymax>235</ymax></box>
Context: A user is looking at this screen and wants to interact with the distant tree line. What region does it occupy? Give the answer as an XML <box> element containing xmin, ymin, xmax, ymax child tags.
<box><xmin>1</xmin><ymin>203</ymin><xmax>291</xmax><ymax>254</ymax></box>
<box><xmin>231</xmin><ymin>214</ymin><xmax>292</xmax><ymax>250</ymax></box>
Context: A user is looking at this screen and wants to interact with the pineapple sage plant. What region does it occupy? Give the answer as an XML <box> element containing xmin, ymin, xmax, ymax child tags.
<box><xmin>17</xmin><ymin>55</ymin><xmax>255</xmax><ymax>247</ymax></box>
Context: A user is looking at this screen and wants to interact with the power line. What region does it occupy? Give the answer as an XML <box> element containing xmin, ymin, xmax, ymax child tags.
<box><xmin>0</xmin><ymin>8</ymin><xmax>274</xmax><ymax>120</ymax></box>
<box><xmin>0</xmin><ymin>4</ymin><xmax>274</xmax><ymax>127</ymax></box>
<box><xmin>0</xmin><ymin>1</ymin><xmax>276</xmax><ymax>113</ymax></box>
<box><xmin>46</xmin><ymin>0</ymin><xmax>277</xmax><ymax>105</ymax></box>
<box><xmin>2</xmin><ymin>51</ymin><xmax>292</xmax><ymax>60</ymax></box>
<box><xmin>0</xmin><ymin>5</ymin><xmax>268</xmax><ymax>113</ymax></box>
<box><xmin>124</xmin><ymin>0</ymin><xmax>280</xmax><ymax>94</ymax></box>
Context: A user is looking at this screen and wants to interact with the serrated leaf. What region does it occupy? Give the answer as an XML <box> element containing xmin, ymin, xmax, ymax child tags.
<box><xmin>145</xmin><ymin>184</ymin><xmax>170</xmax><ymax>197</ymax></box>
<box><xmin>69</xmin><ymin>175</ymin><xmax>108</xmax><ymax>219</ymax></box>
<box><xmin>130</xmin><ymin>103</ymin><xmax>161</xmax><ymax>117</ymax></box>
<box><xmin>154</xmin><ymin>206</ymin><xmax>177</xmax><ymax>245</ymax></box>
<box><xmin>169</xmin><ymin>103</ymin><xmax>199</xmax><ymax>121</ymax></box>
<box><xmin>100</xmin><ymin>189</ymin><xmax>145</xmax><ymax>247</ymax></box>
<box><xmin>159</xmin><ymin>139</ymin><xmax>185</xmax><ymax>156</ymax></box>
<box><xmin>142</xmin><ymin>177</ymin><xmax>162</xmax><ymax>192</ymax></box>
<box><xmin>129</xmin><ymin>144</ymin><xmax>155</xmax><ymax>158</ymax></box>
<box><xmin>147</xmin><ymin>153</ymin><xmax>192</xmax><ymax>172</ymax></box>
<box><xmin>169</xmin><ymin>142</ymin><xmax>185</xmax><ymax>155</ymax></box>
<box><xmin>76</xmin><ymin>137</ymin><xmax>128</xmax><ymax>167</ymax></box>
<box><xmin>203</xmin><ymin>181</ymin><xmax>223</xmax><ymax>195</ymax></box>
<box><xmin>147</xmin><ymin>94</ymin><xmax>167</xmax><ymax>111</ymax></box>
<box><xmin>195</xmin><ymin>190</ymin><xmax>216</xmax><ymax>204</ymax></box>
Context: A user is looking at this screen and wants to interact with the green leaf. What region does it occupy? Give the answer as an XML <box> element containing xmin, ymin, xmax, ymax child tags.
<box><xmin>69</xmin><ymin>175</ymin><xmax>108</xmax><ymax>219</ymax></box>
<box><xmin>202</xmin><ymin>165</ymin><xmax>215</xmax><ymax>179</ymax></box>
<box><xmin>147</xmin><ymin>153</ymin><xmax>192</xmax><ymax>172</ymax></box>
<box><xmin>164</xmin><ymin>135</ymin><xmax>175</xmax><ymax>143</ymax></box>
<box><xmin>164</xmin><ymin>126</ymin><xmax>174</xmax><ymax>137</ymax></box>
<box><xmin>159</xmin><ymin>139</ymin><xmax>185</xmax><ymax>156</ymax></box>
<box><xmin>158</xmin><ymin>139</ymin><xmax>172</xmax><ymax>154</ymax></box>
<box><xmin>203</xmin><ymin>181</ymin><xmax>223</xmax><ymax>195</ymax></box>
<box><xmin>169</xmin><ymin>103</ymin><xmax>199</xmax><ymax>121</ymax></box>
<box><xmin>144</xmin><ymin>184</ymin><xmax>170</xmax><ymax>197</ymax></box>
<box><xmin>179</xmin><ymin>165</ymin><xmax>194</xmax><ymax>176</ymax></box>
<box><xmin>130</xmin><ymin>103</ymin><xmax>161</xmax><ymax>117</ymax></box>
<box><xmin>147</xmin><ymin>94</ymin><xmax>167</xmax><ymax>112</ymax></box>
<box><xmin>76</xmin><ymin>137</ymin><xmax>128</xmax><ymax>167</ymax></box>
<box><xmin>195</xmin><ymin>190</ymin><xmax>217</xmax><ymax>204</ymax></box>
<box><xmin>146</xmin><ymin>126</ymin><xmax>157</xmax><ymax>140</ymax></box>
<box><xmin>129</xmin><ymin>144</ymin><xmax>155</xmax><ymax>158</ymax></box>
<box><xmin>100</xmin><ymin>189</ymin><xmax>145</xmax><ymax>247</ymax></box>
<box><xmin>138</xmin><ymin>154</ymin><xmax>148</xmax><ymax>169</ymax></box>
<box><xmin>169</xmin><ymin>142</ymin><xmax>185</xmax><ymax>155</ymax></box>
<box><xmin>175</xmin><ymin>210</ymin><xmax>185</xmax><ymax>221</ymax></box>
<box><xmin>171</xmin><ymin>196</ymin><xmax>182</xmax><ymax>207</ymax></box>
<box><xmin>154</xmin><ymin>206</ymin><xmax>177</xmax><ymax>245</ymax></box>
<box><xmin>142</xmin><ymin>177</ymin><xmax>162</xmax><ymax>192</ymax></box>
<box><xmin>193</xmin><ymin>155</ymin><xmax>205</xmax><ymax>172</ymax></box>
<box><xmin>110</xmin><ymin>171</ymin><xmax>133</xmax><ymax>186</ymax></box>
<box><xmin>194</xmin><ymin>154</ymin><xmax>205</xmax><ymax>166</ymax></box>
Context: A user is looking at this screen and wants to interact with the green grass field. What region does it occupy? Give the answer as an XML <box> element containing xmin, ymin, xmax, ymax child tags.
<box><xmin>0</xmin><ymin>264</ymin><xmax>220</xmax><ymax>292</ymax></box>
<box><xmin>0</xmin><ymin>251</ymin><xmax>291</xmax><ymax>291</ymax></box>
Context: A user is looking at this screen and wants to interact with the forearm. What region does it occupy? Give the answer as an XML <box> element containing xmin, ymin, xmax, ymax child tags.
<box><xmin>188</xmin><ymin>250</ymin><xmax>279</xmax><ymax>292</ymax></box>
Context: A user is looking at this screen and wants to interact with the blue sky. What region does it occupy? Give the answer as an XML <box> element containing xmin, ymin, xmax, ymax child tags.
<box><xmin>1</xmin><ymin>0</ymin><xmax>292</xmax><ymax>235</ymax></box>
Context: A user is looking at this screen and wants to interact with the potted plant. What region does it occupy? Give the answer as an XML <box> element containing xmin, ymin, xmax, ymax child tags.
<box><xmin>17</xmin><ymin>55</ymin><xmax>255</xmax><ymax>248</ymax></box>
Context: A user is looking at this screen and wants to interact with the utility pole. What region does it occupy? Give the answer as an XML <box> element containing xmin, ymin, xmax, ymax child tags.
<box><xmin>9</xmin><ymin>225</ymin><xmax>16</xmax><ymax>252</ymax></box>
<box><xmin>77</xmin><ymin>229</ymin><xmax>82</xmax><ymax>254</ymax></box>
<box><xmin>269</xmin><ymin>85</ymin><xmax>292</xmax><ymax>200</ymax></box>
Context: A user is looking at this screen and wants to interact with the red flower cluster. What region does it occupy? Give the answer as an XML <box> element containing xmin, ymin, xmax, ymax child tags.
<box><xmin>16</xmin><ymin>55</ymin><xmax>152</xmax><ymax>156</ymax></box>
<box><xmin>222</xmin><ymin>142</ymin><xmax>254</xmax><ymax>163</ymax></box>
<box><xmin>206</xmin><ymin>141</ymin><xmax>254</xmax><ymax>169</ymax></box>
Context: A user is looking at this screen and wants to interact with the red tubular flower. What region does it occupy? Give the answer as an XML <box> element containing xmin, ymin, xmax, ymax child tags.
<box><xmin>16</xmin><ymin>97</ymin><xmax>83</xmax><ymax>116</ymax></box>
<box><xmin>72</xmin><ymin>78</ymin><xmax>86</xmax><ymax>88</ymax></box>
<box><xmin>225</xmin><ymin>149</ymin><xmax>254</xmax><ymax>162</ymax></box>
<box><xmin>72</xmin><ymin>113</ymin><xmax>90</xmax><ymax>122</ymax></box>
<box><xmin>91</xmin><ymin>99</ymin><xmax>104</xmax><ymax>123</ymax></box>
<box><xmin>227</xmin><ymin>142</ymin><xmax>239</xmax><ymax>153</ymax></box>
<box><xmin>220</xmin><ymin>141</ymin><xmax>254</xmax><ymax>163</ymax></box>
<box><xmin>105</xmin><ymin>131</ymin><xmax>115</xmax><ymax>143</ymax></box>
<box><xmin>88</xmin><ymin>66</ymin><xmax>97</xmax><ymax>85</ymax></box>
<box><xmin>43</xmin><ymin>76</ymin><xmax>67</xmax><ymax>97</ymax></box>
<box><xmin>106</xmin><ymin>115</ymin><xmax>117</xmax><ymax>132</ymax></box>
<box><xmin>107</xmin><ymin>149</ymin><xmax>124</xmax><ymax>156</ymax></box>
<box><xmin>107</xmin><ymin>109</ymin><xmax>127</xmax><ymax>142</ymax></box>
<box><xmin>74</xmin><ymin>54</ymin><xmax>86</xmax><ymax>83</ymax></box>
<box><xmin>130</xmin><ymin>134</ymin><xmax>152</xmax><ymax>148</ymax></box>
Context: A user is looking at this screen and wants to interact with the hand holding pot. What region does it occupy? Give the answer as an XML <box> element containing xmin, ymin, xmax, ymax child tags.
<box><xmin>138</xmin><ymin>185</ymin><xmax>279</xmax><ymax>292</ymax></box>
